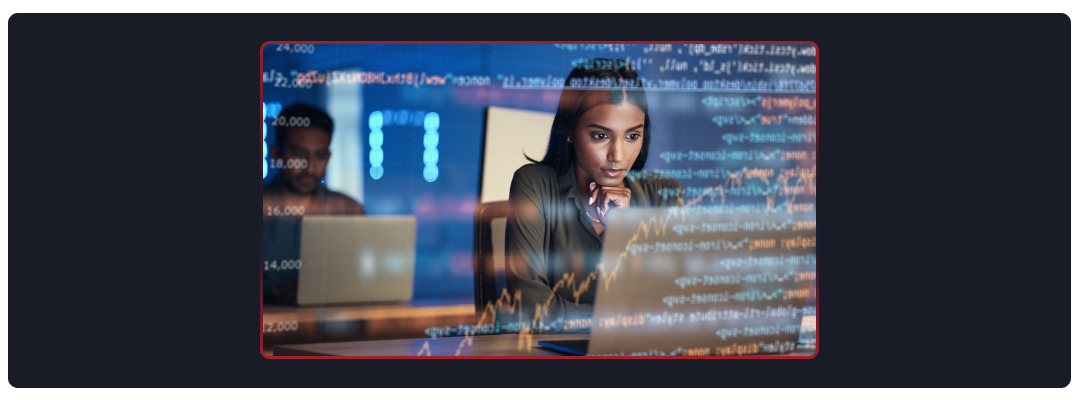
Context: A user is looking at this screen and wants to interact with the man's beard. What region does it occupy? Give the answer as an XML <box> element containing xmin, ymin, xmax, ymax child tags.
<box><xmin>282</xmin><ymin>173</ymin><xmax>319</xmax><ymax>195</ymax></box>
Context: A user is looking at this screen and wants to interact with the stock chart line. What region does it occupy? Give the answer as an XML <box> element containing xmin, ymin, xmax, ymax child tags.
<box><xmin>419</xmin><ymin>165</ymin><xmax>815</xmax><ymax>356</ymax></box>
<box><xmin>682</xmin><ymin>165</ymin><xmax>816</xmax><ymax>215</ymax></box>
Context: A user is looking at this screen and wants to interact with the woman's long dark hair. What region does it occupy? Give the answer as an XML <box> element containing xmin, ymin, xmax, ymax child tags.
<box><xmin>527</xmin><ymin>58</ymin><xmax>651</xmax><ymax>174</ymax></box>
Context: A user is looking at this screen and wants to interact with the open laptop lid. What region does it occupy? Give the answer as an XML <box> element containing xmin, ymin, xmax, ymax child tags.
<box><xmin>585</xmin><ymin>206</ymin><xmax>816</xmax><ymax>356</ymax></box>
<box><xmin>297</xmin><ymin>216</ymin><xmax>416</xmax><ymax>305</ymax></box>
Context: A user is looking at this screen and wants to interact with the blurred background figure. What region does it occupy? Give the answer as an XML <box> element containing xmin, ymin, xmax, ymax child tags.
<box><xmin>263</xmin><ymin>103</ymin><xmax>365</xmax><ymax>303</ymax></box>
<box><xmin>262</xmin><ymin>103</ymin><xmax>365</xmax><ymax>215</ymax></box>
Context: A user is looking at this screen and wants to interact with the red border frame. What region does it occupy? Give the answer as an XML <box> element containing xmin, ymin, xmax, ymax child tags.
<box><xmin>260</xmin><ymin>41</ymin><xmax>819</xmax><ymax>360</ymax></box>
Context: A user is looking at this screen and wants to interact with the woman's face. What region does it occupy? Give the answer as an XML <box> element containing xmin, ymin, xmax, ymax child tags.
<box><xmin>571</xmin><ymin>101</ymin><xmax>646</xmax><ymax>187</ymax></box>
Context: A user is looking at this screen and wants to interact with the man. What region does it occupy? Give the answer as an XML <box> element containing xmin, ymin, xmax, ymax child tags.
<box><xmin>262</xmin><ymin>103</ymin><xmax>364</xmax><ymax>303</ymax></box>
<box><xmin>263</xmin><ymin>103</ymin><xmax>365</xmax><ymax>215</ymax></box>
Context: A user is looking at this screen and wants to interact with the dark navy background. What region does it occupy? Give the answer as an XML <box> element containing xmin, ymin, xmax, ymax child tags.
<box><xmin>7</xmin><ymin>13</ymin><xmax>1070</xmax><ymax>388</ymax></box>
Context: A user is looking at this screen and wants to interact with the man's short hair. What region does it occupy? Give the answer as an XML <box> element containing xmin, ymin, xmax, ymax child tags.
<box><xmin>274</xmin><ymin>103</ymin><xmax>334</xmax><ymax>150</ymax></box>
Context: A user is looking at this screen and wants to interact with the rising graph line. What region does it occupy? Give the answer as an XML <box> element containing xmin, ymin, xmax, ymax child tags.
<box><xmin>682</xmin><ymin>165</ymin><xmax>816</xmax><ymax>215</ymax></box>
<box><xmin>421</xmin><ymin>165</ymin><xmax>815</xmax><ymax>355</ymax></box>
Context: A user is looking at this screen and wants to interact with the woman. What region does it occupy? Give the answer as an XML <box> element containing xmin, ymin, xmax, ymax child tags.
<box><xmin>504</xmin><ymin>58</ymin><xmax>684</xmax><ymax>333</ymax></box>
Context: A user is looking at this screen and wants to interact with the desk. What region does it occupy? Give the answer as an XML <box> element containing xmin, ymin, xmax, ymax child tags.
<box><xmin>275</xmin><ymin>333</ymin><xmax>816</xmax><ymax>357</ymax></box>
<box><xmin>262</xmin><ymin>303</ymin><xmax>477</xmax><ymax>356</ymax></box>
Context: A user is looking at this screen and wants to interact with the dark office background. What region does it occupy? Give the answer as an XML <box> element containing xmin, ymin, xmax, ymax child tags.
<box><xmin>262</xmin><ymin>43</ymin><xmax>817</xmax><ymax>304</ymax></box>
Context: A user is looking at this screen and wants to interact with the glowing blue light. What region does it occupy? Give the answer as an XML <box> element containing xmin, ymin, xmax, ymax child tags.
<box><xmin>423</xmin><ymin>166</ymin><xmax>439</xmax><ymax>182</ymax></box>
<box><xmin>368</xmin><ymin>111</ymin><xmax>383</xmax><ymax>130</ymax></box>
<box><xmin>266</xmin><ymin>102</ymin><xmax>282</xmax><ymax>118</ymax></box>
<box><xmin>366</xmin><ymin>109</ymin><xmax>442</xmax><ymax>182</ymax></box>
<box><xmin>422</xmin><ymin>131</ymin><xmax>439</xmax><ymax>148</ymax></box>
<box><xmin>369</xmin><ymin>111</ymin><xmax>385</xmax><ymax>179</ymax></box>
<box><xmin>369</xmin><ymin>130</ymin><xmax>384</xmax><ymax>148</ymax></box>
<box><xmin>424</xmin><ymin>112</ymin><xmax>440</xmax><ymax>131</ymax></box>
<box><xmin>262</xmin><ymin>103</ymin><xmax>269</xmax><ymax>179</ymax></box>
<box><xmin>423</xmin><ymin>148</ymin><xmax>439</xmax><ymax>165</ymax></box>
<box><xmin>421</xmin><ymin>112</ymin><xmax>441</xmax><ymax>182</ymax></box>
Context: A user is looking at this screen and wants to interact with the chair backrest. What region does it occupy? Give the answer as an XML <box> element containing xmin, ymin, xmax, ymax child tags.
<box><xmin>473</xmin><ymin>201</ymin><xmax>509</xmax><ymax>319</ymax></box>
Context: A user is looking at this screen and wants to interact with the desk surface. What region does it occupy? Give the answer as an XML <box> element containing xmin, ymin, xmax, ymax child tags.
<box><xmin>262</xmin><ymin>303</ymin><xmax>478</xmax><ymax>356</ymax></box>
<box><xmin>262</xmin><ymin>303</ymin><xmax>474</xmax><ymax>323</ymax></box>
<box><xmin>275</xmin><ymin>334</ymin><xmax>815</xmax><ymax>357</ymax></box>
<box><xmin>276</xmin><ymin>333</ymin><xmax>588</xmax><ymax>356</ymax></box>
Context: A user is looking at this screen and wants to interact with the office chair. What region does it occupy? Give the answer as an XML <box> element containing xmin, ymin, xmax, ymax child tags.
<box><xmin>473</xmin><ymin>201</ymin><xmax>510</xmax><ymax>320</ymax></box>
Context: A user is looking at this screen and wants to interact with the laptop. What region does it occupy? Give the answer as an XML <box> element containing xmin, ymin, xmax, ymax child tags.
<box><xmin>538</xmin><ymin>206</ymin><xmax>816</xmax><ymax>356</ymax></box>
<box><xmin>296</xmin><ymin>216</ymin><xmax>416</xmax><ymax>306</ymax></box>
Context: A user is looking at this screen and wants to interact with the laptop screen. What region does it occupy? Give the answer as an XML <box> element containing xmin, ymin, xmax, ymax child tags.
<box><xmin>587</xmin><ymin>206</ymin><xmax>816</xmax><ymax>356</ymax></box>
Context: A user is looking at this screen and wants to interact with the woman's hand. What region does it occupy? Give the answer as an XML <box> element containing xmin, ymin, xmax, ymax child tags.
<box><xmin>588</xmin><ymin>182</ymin><xmax>632</xmax><ymax>220</ymax></box>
